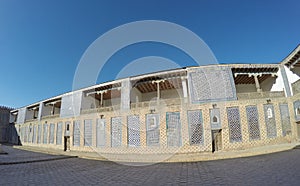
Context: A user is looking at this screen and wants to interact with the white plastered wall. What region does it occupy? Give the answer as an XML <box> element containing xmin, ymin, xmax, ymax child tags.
<box><xmin>271</xmin><ymin>69</ymin><xmax>286</xmax><ymax>93</ymax></box>
<box><xmin>235</xmin><ymin>84</ymin><xmax>257</xmax><ymax>93</ymax></box>
<box><xmin>283</xmin><ymin>66</ymin><xmax>300</xmax><ymax>95</ymax></box>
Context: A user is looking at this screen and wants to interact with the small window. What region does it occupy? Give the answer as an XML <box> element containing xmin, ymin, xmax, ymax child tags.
<box><xmin>149</xmin><ymin>117</ymin><xmax>156</xmax><ymax>129</ymax></box>
<box><xmin>296</xmin><ymin>107</ymin><xmax>300</xmax><ymax>116</ymax></box>
<box><xmin>66</xmin><ymin>124</ymin><xmax>70</xmax><ymax>131</ymax></box>
<box><xmin>267</xmin><ymin>108</ymin><xmax>273</xmax><ymax>119</ymax></box>
<box><xmin>212</xmin><ymin>116</ymin><xmax>218</xmax><ymax>123</ymax></box>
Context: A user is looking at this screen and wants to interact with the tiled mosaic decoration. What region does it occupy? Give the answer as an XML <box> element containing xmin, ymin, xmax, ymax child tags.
<box><xmin>60</xmin><ymin>92</ymin><xmax>82</xmax><ymax>118</ymax></box>
<box><xmin>127</xmin><ymin>115</ymin><xmax>141</xmax><ymax>147</ymax></box>
<box><xmin>43</xmin><ymin>124</ymin><xmax>48</xmax><ymax>144</ymax></box>
<box><xmin>293</xmin><ymin>100</ymin><xmax>300</xmax><ymax>121</ymax></box>
<box><xmin>37</xmin><ymin>124</ymin><xmax>41</xmax><ymax>143</ymax></box>
<box><xmin>49</xmin><ymin>123</ymin><xmax>55</xmax><ymax>144</ymax></box>
<box><xmin>84</xmin><ymin>119</ymin><xmax>93</xmax><ymax>146</ymax></box>
<box><xmin>96</xmin><ymin>119</ymin><xmax>106</xmax><ymax>147</ymax></box>
<box><xmin>246</xmin><ymin>106</ymin><xmax>260</xmax><ymax>141</ymax></box>
<box><xmin>188</xmin><ymin>67</ymin><xmax>236</xmax><ymax>104</ymax></box>
<box><xmin>56</xmin><ymin>122</ymin><xmax>62</xmax><ymax>145</ymax></box>
<box><xmin>111</xmin><ymin>117</ymin><xmax>122</xmax><ymax>147</ymax></box>
<box><xmin>24</xmin><ymin>126</ymin><xmax>28</xmax><ymax>143</ymax></box>
<box><xmin>32</xmin><ymin>125</ymin><xmax>36</xmax><ymax>143</ymax></box>
<box><xmin>227</xmin><ymin>107</ymin><xmax>242</xmax><ymax>143</ymax></box>
<box><xmin>187</xmin><ymin>110</ymin><xmax>204</xmax><ymax>145</ymax></box>
<box><xmin>279</xmin><ymin>104</ymin><xmax>291</xmax><ymax>136</ymax></box>
<box><xmin>146</xmin><ymin>114</ymin><xmax>160</xmax><ymax>146</ymax></box>
<box><xmin>73</xmin><ymin>120</ymin><xmax>80</xmax><ymax>146</ymax></box>
<box><xmin>263</xmin><ymin>104</ymin><xmax>277</xmax><ymax>138</ymax></box>
<box><xmin>166</xmin><ymin>112</ymin><xmax>181</xmax><ymax>147</ymax></box>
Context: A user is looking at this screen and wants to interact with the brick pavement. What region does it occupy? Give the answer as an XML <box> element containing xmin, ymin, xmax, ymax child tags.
<box><xmin>0</xmin><ymin>145</ymin><xmax>76</xmax><ymax>164</ymax></box>
<box><xmin>0</xmin><ymin>145</ymin><xmax>300</xmax><ymax>185</ymax></box>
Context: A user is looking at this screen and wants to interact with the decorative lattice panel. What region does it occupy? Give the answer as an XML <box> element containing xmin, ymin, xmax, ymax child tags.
<box><xmin>166</xmin><ymin>112</ymin><xmax>181</xmax><ymax>147</ymax></box>
<box><xmin>84</xmin><ymin>119</ymin><xmax>93</xmax><ymax>146</ymax></box>
<box><xmin>22</xmin><ymin>127</ymin><xmax>25</xmax><ymax>143</ymax></box>
<box><xmin>49</xmin><ymin>123</ymin><xmax>55</xmax><ymax>144</ymax></box>
<box><xmin>56</xmin><ymin>122</ymin><xmax>62</xmax><ymax>145</ymax></box>
<box><xmin>37</xmin><ymin>124</ymin><xmax>41</xmax><ymax>144</ymax></box>
<box><xmin>146</xmin><ymin>114</ymin><xmax>160</xmax><ymax>146</ymax></box>
<box><xmin>19</xmin><ymin>127</ymin><xmax>23</xmax><ymax>142</ymax></box>
<box><xmin>293</xmin><ymin>100</ymin><xmax>300</xmax><ymax>121</ymax></box>
<box><xmin>111</xmin><ymin>117</ymin><xmax>122</xmax><ymax>147</ymax></box>
<box><xmin>263</xmin><ymin>104</ymin><xmax>277</xmax><ymax>138</ymax></box>
<box><xmin>73</xmin><ymin>120</ymin><xmax>81</xmax><ymax>146</ymax></box>
<box><xmin>227</xmin><ymin>107</ymin><xmax>242</xmax><ymax>143</ymax></box>
<box><xmin>279</xmin><ymin>104</ymin><xmax>291</xmax><ymax>136</ymax></box>
<box><xmin>60</xmin><ymin>92</ymin><xmax>82</xmax><ymax>118</ymax></box>
<box><xmin>246</xmin><ymin>106</ymin><xmax>261</xmax><ymax>141</ymax></box>
<box><xmin>96</xmin><ymin>119</ymin><xmax>106</xmax><ymax>147</ymax></box>
<box><xmin>24</xmin><ymin>126</ymin><xmax>28</xmax><ymax>143</ymax></box>
<box><xmin>187</xmin><ymin>110</ymin><xmax>204</xmax><ymax>145</ymax></box>
<box><xmin>188</xmin><ymin>67</ymin><xmax>236</xmax><ymax>104</ymax></box>
<box><xmin>43</xmin><ymin>124</ymin><xmax>48</xmax><ymax>144</ymax></box>
<box><xmin>32</xmin><ymin>125</ymin><xmax>36</xmax><ymax>143</ymax></box>
<box><xmin>127</xmin><ymin>115</ymin><xmax>140</xmax><ymax>147</ymax></box>
<box><xmin>210</xmin><ymin>108</ymin><xmax>221</xmax><ymax>129</ymax></box>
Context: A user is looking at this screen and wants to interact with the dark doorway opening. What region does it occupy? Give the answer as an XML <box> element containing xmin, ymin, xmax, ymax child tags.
<box><xmin>64</xmin><ymin>136</ymin><xmax>70</xmax><ymax>151</ymax></box>
<box><xmin>212</xmin><ymin>129</ymin><xmax>222</xmax><ymax>152</ymax></box>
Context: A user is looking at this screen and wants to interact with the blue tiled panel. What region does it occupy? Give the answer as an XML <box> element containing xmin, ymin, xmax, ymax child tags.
<box><xmin>188</xmin><ymin>66</ymin><xmax>237</xmax><ymax>104</ymax></box>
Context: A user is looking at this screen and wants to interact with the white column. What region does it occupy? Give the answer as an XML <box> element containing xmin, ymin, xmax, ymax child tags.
<box><xmin>253</xmin><ymin>74</ymin><xmax>262</xmax><ymax>92</ymax></box>
<box><xmin>152</xmin><ymin>80</ymin><xmax>165</xmax><ymax>103</ymax></box>
<box><xmin>121</xmin><ymin>78</ymin><xmax>131</xmax><ymax>111</ymax></box>
<box><xmin>181</xmin><ymin>77</ymin><xmax>188</xmax><ymax>103</ymax></box>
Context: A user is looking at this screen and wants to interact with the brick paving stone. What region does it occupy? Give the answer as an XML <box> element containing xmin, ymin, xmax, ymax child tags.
<box><xmin>0</xmin><ymin>145</ymin><xmax>300</xmax><ymax>185</ymax></box>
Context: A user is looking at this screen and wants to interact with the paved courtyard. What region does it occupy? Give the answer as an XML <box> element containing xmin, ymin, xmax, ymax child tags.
<box><xmin>0</xmin><ymin>145</ymin><xmax>300</xmax><ymax>185</ymax></box>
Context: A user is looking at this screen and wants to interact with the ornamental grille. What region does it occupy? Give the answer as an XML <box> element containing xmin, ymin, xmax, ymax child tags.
<box><xmin>73</xmin><ymin>120</ymin><xmax>80</xmax><ymax>146</ymax></box>
<box><xmin>22</xmin><ymin>127</ymin><xmax>25</xmax><ymax>142</ymax></box>
<box><xmin>84</xmin><ymin>119</ymin><xmax>93</xmax><ymax>146</ymax></box>
<box><xmin>43</xmin><ymin>124</ymin><xmax>48</xmax><ymax>144</ymax></box>
<box><xmin>293</xmin><ymin>100</ymin><xmax>300</xmax><ymax>121</ymax></box>
<box><xmin>111</xmin><ymin>117</ymin><xmax>122</xmax><ymax>147</ymax></box>
<box><xmin>37</xmin><ymin>125</ymin><xmax>41</xmax><ymax>143</ymax></box>
<box><xmin>227</xmin><ymin>107</ymin><xmax>242</xmax><ymax>143</ymax></box>
<box><xmin>96</xmin><ymin>119</ymin><xmax>106</xmax><ymax>147</ymax></box>
<box><xmin>188</xmin><ymin>67</ymin><xmax>236</xmax><ymax>103</ymax></box>
<box><xmin>32</xmin><ymin>125</ymin><xmax>36</xmax><ymax>143</ymax></box>
<box><xmin>49</xmin><ymin>123</ymin><xmax>55</xmax><ymax>144</ymax></box>
<box><xmin>56</xmin><ymin>122</ymin><xmax>62</xmax><ymax>145</ymax></box>
<box><xmin>28</xmin><ymin>126</ymin><xmax>32</xmax><ymax>143</ymax></box>
<box><xmin>279</xmin><ymin>104</ymin><xmax>291</xmax><ymax>136</ymax></box>
<box><xmin>246</xmin><ymin>106</ymin><xmax>260</xmax><ymax>141</ymax></box>
<box><xmin>263</xmin><ymin>104</ymin><xmax>277</xmax><ymax>138</ymax></box>
<box><xmin>166</xmin><ymin>112</ymin><xmax>181</xmax><ymax>147</ymax></box>
<box><xmin>146</xmin><ymin>114</ymin><xmax>160</xmax><ymax>146</ymax></box>
<box><xmin>187</xmin><ymin>110</ymin><xmax>204</xmax><ymax>145</ymax></box>
<box><xmin>127</xmin><ymin>115</ymin><xmax>141</xmax><ymax>147</ymax></box>
<box><xmin>25</xmin><ymin>126</ymin><xmax>28</xmax><ymax>143</ymax></box>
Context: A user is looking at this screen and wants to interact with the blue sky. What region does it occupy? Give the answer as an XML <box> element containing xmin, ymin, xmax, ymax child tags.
<box><xmin>0</xmin><ymin>0</ymin><xmax>299</xmax><ymax>108</ymax></box>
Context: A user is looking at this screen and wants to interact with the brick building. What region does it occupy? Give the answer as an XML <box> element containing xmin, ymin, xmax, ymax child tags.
<box><xmin>9</xmin><ymin>45</ymin><xmax>300</xmax><ymax>162</ymax></box>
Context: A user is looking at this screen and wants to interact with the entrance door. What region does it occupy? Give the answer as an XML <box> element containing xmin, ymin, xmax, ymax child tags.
<box><xmin>212</xmin><ymin>130</ymin><xmax>222</xmax><ymax>152</ymax></box>
<box><xmin>64</xmin><ymin>136</ymin><xmax>70</xmax><ymax>151</ymax></box>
